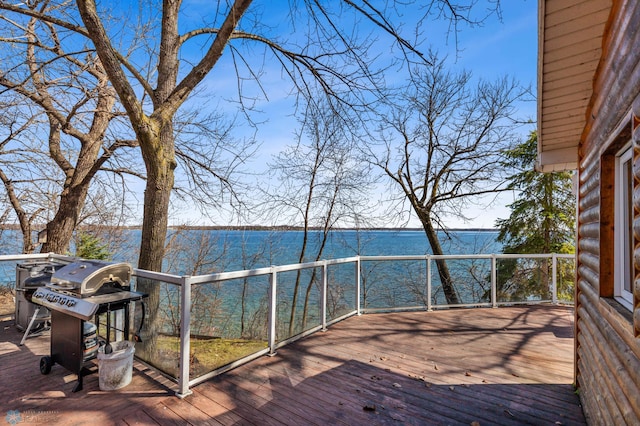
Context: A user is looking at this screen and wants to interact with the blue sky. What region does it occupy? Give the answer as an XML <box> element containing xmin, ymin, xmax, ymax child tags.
<box><xmin>165</xmin><ymin>0</ymin><xmax>539</xmax><ymax>228</ymax></box>
<box><xmin>448</xmin><ymin>0</ymin><xmax>538</xmax><ymax>227</ymax></box>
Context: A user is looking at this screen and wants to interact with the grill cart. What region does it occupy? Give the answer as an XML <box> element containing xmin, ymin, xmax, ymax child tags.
<box><xmin>31</xmin><ymin>260</ymin><xmax>146</xmax><ymax>392</ymax></box>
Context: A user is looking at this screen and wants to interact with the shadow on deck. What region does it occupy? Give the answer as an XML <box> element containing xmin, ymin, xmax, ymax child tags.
<box><xmin>0</xmin><ymin>305</ymin><xmax>585</xmax><ymax>425</ymax></box>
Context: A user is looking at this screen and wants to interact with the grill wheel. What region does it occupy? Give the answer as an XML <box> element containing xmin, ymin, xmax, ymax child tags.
<box><xmin>39</xmin><ymin>356</ymin><xmax>52</xmax><ymax>375</ymax></box>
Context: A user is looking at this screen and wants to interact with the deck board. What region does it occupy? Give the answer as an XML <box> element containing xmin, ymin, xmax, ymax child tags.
<box><xmin>0</xmin><ymin>305</ymin><xmax>585</xmax><ymax>425</ymax></box>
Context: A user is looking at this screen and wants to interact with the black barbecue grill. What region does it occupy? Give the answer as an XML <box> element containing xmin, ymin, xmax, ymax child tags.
<box><xmin>31</xmin><ymin>260</ymin><xmax>146</xmax><ymax>392</ymax></box>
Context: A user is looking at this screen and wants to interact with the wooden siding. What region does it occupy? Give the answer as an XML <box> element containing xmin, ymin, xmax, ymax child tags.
<box><xmin>576</xmin><ymin>0</ymin><xmax>640</xmax><ymax>424</ymax></box>
<box><xmin>0</xmin><ymin>306</ymin><xmax>584</xmax><ymax>425</ymax></box>
<box><xmin>634</xmin><ymin>97</ymin><xmax>640</xmax><ymax>337</ymax></box>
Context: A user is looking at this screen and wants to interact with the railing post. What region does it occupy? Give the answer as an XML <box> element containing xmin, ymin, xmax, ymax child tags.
<box><xmin>552</xmin><ymin>253</ymin><xmax>558</xmax><ymax>304</ymax></box>
<box><xmin>177</xmin><ymin>276</ymin><xmax>193</xmax><ymax>398</ymax></box>
<box><xmin>356</xmin><ymin>256</ymin><xmax>362</xmax><ymax>315</ymax></box>
<box><xmin>491</xmin><ymin>255</ymin><xmax>498</xmax><ymax>308</ymax></box>
<box><xmin>426</xmin><ymin>256</ymin><xmax>432</xmax><ymax>311</ymax></box>
<box><xmin>268</xmin><ymin>267</ymin><xmax>277</xmax><ymax>356</ymax></box>
<box><xmin>322</xmin><ymin>261</ymin><xmax>328</xmax><ymax>331</ymax></box>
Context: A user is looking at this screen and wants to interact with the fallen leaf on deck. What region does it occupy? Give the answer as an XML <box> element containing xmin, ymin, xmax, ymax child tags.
<box><xmin>504</xmin><ymin>409</ymin><xmax>515</xmax><ymax>418</ymax></box>
<box><xmin>392</xmin><ymin>383</ymin><xmax>402</xmax><ymax>388</ymax></box>
<box><xmin>465</xmin><ymin>371</ymin><xmax>472</xmax><ymax>376</ymax></box>
<box><xmin>363</xmin><ymin>404</ymin><xmax>376</xmax><ymax>412</ymax></box>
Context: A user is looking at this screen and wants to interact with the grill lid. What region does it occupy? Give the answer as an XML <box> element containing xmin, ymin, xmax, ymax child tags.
<box><xmin>48</xmin><ymin>260</ymin><xmax>132</xmax><ymax>295</ymax></box>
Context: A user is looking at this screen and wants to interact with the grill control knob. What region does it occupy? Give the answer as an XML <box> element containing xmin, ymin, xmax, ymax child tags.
<box><xmin>67</xmin><ymin>299</ymin><xmax>76</xmax><ymax>307</ymax></box>
<box><xmin>58</xmin><ymin>298</ymin><xmax>66</xmax><ymax>305</ymax></box>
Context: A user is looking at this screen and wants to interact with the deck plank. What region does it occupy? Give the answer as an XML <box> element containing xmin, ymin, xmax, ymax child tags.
<box><xmin>0</xmin><ymin>305</ymin><xmax>585</xmax><ymax>425</ymax></box>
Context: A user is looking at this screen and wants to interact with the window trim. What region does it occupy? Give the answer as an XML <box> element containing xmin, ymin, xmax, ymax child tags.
<box><xmin>614</xmin><ymin>143</ymin><xmax>634</xmax><ymax>311</ymax></box>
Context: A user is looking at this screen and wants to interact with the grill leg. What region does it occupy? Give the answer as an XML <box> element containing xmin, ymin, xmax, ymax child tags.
<box><xmin>20</xmin><ymin>307</ymin><xmax>50</xmax><ymax>346</ymax></box>
<box><xmin>72</xmin><ymin>374</ymin><xmax>83</xmax><ymax>393</ymax></box>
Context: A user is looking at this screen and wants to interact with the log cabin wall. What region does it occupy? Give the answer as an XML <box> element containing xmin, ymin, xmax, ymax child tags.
<box><xmin>576</xmin><ymin>0</ymin><xmax>640</xmax><ymax>424</ymax></box>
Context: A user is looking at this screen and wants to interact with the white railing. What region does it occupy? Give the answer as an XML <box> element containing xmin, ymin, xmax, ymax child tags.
<box><xmin>0</xmin><ymin>252</ymin><xmax>575</xmax><ymax>398</ymax></box>
<box><xmin>128</xmin><ymin>252</ymin><xmax>576</xmax><ymax>397</ymax></box>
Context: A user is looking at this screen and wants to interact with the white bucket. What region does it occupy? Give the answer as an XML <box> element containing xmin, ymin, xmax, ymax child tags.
<box><xmin>97</xmin><ymin>340</ymin><xmax>135</xmax><ymax>391</ymax></box>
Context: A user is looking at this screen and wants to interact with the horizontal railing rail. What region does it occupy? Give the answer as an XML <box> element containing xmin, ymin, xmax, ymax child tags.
<box><xmin>0</xmin><ymin>252</ymin><xmax>575</xmax><ymax>398</ymax></box>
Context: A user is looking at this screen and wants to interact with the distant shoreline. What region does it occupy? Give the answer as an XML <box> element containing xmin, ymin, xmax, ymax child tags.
<box><xmin>1</xmin><ymin>224</ymin><xmax>497</xmax><ymax>232</ymax></box>
<box><xmin>163</xmin><ymin>226</ymin><xmax>498</xmax><ymax>232</ymax></box>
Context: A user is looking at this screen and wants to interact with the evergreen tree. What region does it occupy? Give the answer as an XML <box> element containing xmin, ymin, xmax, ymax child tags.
<box><xmin>495</xmin><ymin>131</ymin><xmax>576</xmax><ymax>302</ymax></box>
<box><xmin>74</xmin><ymin>231</ymin><xmax>111</xmax><ymax>261</ymax></box>
<box><xmin>497</xmin><ymin>131</ymin><xmax>575</xmax><ymax>253</ymax></box>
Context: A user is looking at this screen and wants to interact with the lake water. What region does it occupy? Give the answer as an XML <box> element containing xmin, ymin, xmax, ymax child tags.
<box><xmin>137</xmin><ymin>228</ymin><xmax>500</xmax><ymax>274</ymax></box>
<box><xmin>0</xmin><ymin>228</ymin><xmax>500</xmax><ymax>276</ymax></box>
<box><xmin>145</xmin><ymin>228</ymin><xmax>503</xmax><ymax>344</ymax></box>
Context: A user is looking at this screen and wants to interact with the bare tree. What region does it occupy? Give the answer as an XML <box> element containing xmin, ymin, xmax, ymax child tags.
<box><xmin>0</xmin><ymin>0</ymin><xmax>501</xmax><ymax>363</ymax></box>
<box><xmin>265</xmin><ymin>99</ymin><xmax>373</xmax><ymax>336</ymax></box>
<box><xmin>368</xmin><ymin>52</ymin><xmax>523</xmax><ymax>304</ymax></box>
<box><xmin>0</xmin><ymin>0</ymin><xmax>500</xmax><ymax>270</ymax></box>
<box><xmin>160</xmin><ymin>227</ymin><xmax>229</xmax><ymax>338</ymax></box>
<box><xmin>0</xmin><ymin>97</ymin><xmax>46</xmax><ymax>253</ymax></box>
<box><xmin>0</xmin><ymin>3</ymin><xmax>138</xmax><ymax>253</ymax></box>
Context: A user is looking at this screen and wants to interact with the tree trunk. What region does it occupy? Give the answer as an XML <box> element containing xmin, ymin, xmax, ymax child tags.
<box><xmin>421</xmin><ymin>215</ymin><xmax>460</xmax><ymax>305</ymax></box>
<box><xmin>39</xmin><ymin>86</ymin><xmax>115</xmax><ymax>255</ymax></box>
<box><xmin>40</xmin><ymin>186</ymin><xmax>89</xmax><ymax>254</ymax></box>
<box><xmin>135</xmin><ymin>121</ymin><xmax>176</xmax><ymax>361</ymax></box>
<box><xmin>288</xmin><ymin>174</ymin><xmax>315</xmax><ymax>336</ymax></box>
<box><xmin>138</xmin><ymin>138</ymin><xmax>175</xmax><ymax>271</ymax></box>
<box><xmin>9</xmin><ymin>191</ymin><xmax>37</xmax><ymax>253</ymax></box>
<box><xmin>0</xmin><ymin>169</ymin><xmax>37</xmax><ymax>253</ymax></box>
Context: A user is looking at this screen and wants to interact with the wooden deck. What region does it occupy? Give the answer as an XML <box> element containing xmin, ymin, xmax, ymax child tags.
<box><xmin>0</xmin><ymin>305</ymin><xmax>585</xmax><ymax>425</ymax></box>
